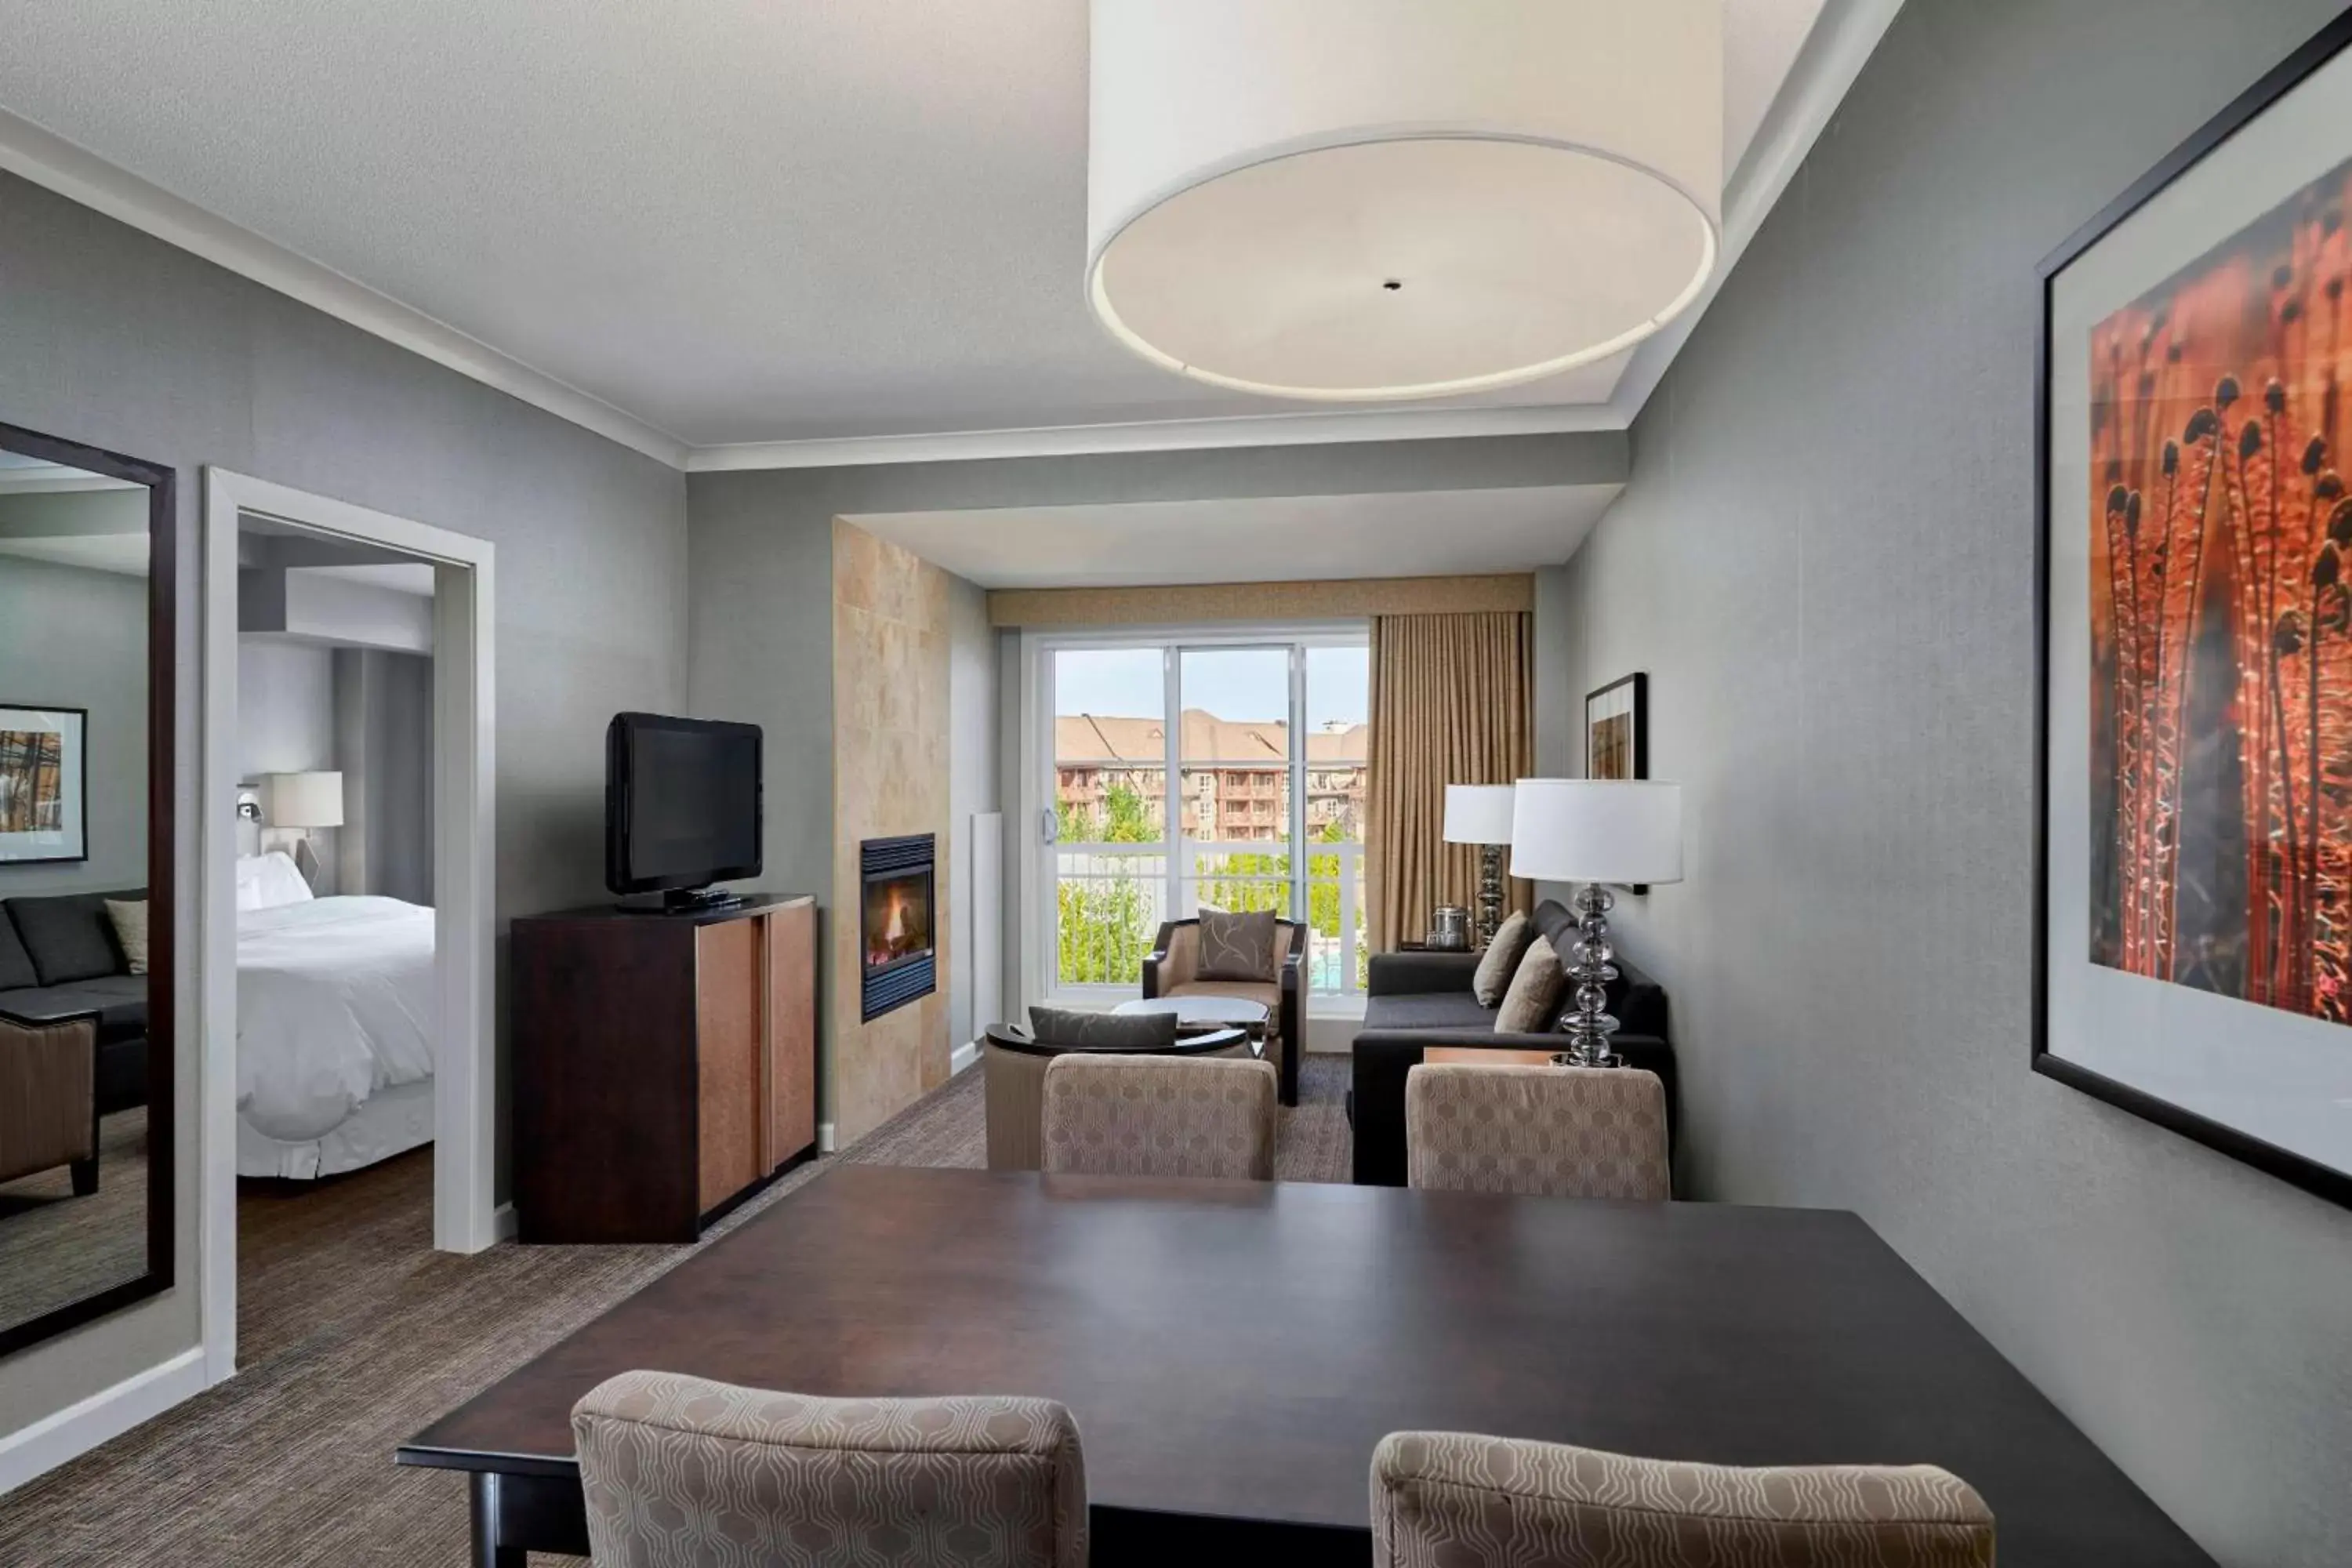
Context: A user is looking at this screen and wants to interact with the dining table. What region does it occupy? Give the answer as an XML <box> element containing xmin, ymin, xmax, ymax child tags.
<box><xmin>398</xmin><ymin>1163</ymin><xmax>2212</xmax><ymax>1566</ymax></box>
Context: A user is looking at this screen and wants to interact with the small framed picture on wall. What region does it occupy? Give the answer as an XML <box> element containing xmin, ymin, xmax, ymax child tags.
<box><xmin>1584</xmin><ymin>673</ymin><xmax>1647</xmax><ymax>782</ymax></box>
<box><xmin>0</xmin><ymin>704</ymin><xmax>88</xmax><ymax>866</ymax></box>
<box><xmin>1585</xmin><ymin>673</ymin><xmax>1650</xmax><ymax>892</ymax></box>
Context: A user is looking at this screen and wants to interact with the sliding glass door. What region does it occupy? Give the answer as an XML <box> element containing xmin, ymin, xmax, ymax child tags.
<box><xmin>1044</xmin><ymin>633</ymin><xmax>1367</xmax><ymax>1003</ymax></box>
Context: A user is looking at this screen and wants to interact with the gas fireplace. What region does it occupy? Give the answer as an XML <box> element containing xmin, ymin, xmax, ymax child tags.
<box><xmin>859</xmin><ymin>833</ymin><xmax>936</xmax><ymax>1022</ymax></box>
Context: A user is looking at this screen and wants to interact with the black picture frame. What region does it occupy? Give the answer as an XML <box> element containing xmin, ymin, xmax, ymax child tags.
<box><xmin>2032</xmin><ymin>5</ymin><xmax>2352</xmax><ymax>1213</ymax></box>
<box><xmin>0</xmin><ymin>703</ymin><xmax>89</xmax><ymax>866</ymax></box>
<box><xmin>1584</xmin><ymin>672</ymin><xmax>1650</xmax><ymax>892</ymax></box>
<box><xmin>0</xmin><ymin>416</ymin><xmax>176</xmax><ymax>1359</ymax></box>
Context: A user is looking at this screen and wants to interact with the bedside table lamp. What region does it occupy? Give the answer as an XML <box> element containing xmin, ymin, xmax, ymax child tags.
<box><xmin>1442</xmin><ymin>784</ymin><xmax>1515</xmax><ymax>949</ymax></box>
<box><xmin>1508</xmin><ymin>779</ymin><xmax>1682</xmax><ymax>1066</ymax></box>
<box><xmin>264</xmin><ymin>771</ymin><xmax>343</xmax><ymax>888</ymax></box>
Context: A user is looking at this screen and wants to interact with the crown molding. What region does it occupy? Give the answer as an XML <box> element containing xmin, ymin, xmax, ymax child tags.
<box><xmin>687</xmin><ymin>400</ymin><xmax>1629</xmax><ymax>472</ymax></box>
<box><xmin>0</xmin><ymin>0</ymin><xmax>1897</xmax><ymax>476</ymax></box>
<box><xmin>0</xmin><ymin>106</ymin><xmax>691</xmax><ymax>469</ymax></box>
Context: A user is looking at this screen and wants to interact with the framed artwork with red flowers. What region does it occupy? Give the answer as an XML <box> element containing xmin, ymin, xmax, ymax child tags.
<box><xmin>2037</xmin><ymin>6</ymin><xmax>2352</xmax><ymax>1209</ymax></box>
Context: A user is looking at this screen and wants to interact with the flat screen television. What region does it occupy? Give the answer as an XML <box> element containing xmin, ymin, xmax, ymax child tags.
<box><xmin>604</xmin><ymin>713</ymin><xmax>762</xmax><ymax>906</ymax></box>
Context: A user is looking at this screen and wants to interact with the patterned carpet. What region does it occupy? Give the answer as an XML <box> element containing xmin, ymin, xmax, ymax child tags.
<box><xmin>0</xmin><ymin>1054</ymin><xmax>1353</xmax><ymax>1566</ymax></box>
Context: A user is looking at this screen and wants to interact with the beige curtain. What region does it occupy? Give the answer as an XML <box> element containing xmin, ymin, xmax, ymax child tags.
<box><xmin>1366</xmin><ymin>612</ymin><xmax>1534</xmax><ymax>953</ymax></box>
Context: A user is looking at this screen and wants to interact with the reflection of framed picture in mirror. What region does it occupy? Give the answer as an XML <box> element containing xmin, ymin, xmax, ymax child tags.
<box><xmin>2036</xmin><ymin>8</ymin><xmax>2352</xmax><ymax>1210</ymax></box>
<box><xmin>0</xmin><ymin>704</ymin><xmax>88</xmax><ymax>865</ymax></box>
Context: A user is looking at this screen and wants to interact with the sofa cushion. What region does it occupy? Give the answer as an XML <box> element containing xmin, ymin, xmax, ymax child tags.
<box><xmin>9</xmin><ymin>890</ymin><xmax>141</xmax><ymax>985</ymax></box>
<box><xmin>0</xmin><ymin>908</ymin><xmax>36</xmax><ymax>992</ymax></box>
<box><xmin>1197</xmin><ymin>909</ymin><xmax>1278</xmax><ymax>982</ymax></box>
<box><xmin>1472</xmin><ymin>911</ymin><xmax>1533</xmax><ymax>1007</ymax></box>
<box><xmin>1363</xmin><ymin>991</ymin><xmax>1497</xmax><ymax>1032</ymax></box>
<box><xmin>0</xmin><ymin>974</ymin><xmax>147</xmax><ymax>1041</ymax></box>
<box><xmin>1495</xmin><ymin>935</ymin><xmax>1566</xmax><ymax>1031</ymax></box>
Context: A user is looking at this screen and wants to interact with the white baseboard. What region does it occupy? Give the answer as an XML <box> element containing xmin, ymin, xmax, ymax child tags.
<box><xmin>818</xmin><ymin>1122</ymin><xmax>837</xmax><ymax>1153</ymax></box>
<box><xmin>492</xmin><ymin>1203</ymin><xmax>518</xmax><ymax>1242</ymax></box>
<box><xmin>0</xmin><ymin>1345</ymin><xmax>207</xmax><ymax>1497</ymax></box>
<box><xmin>950</xmin><ymin>1040</ymin><xmax>979</xmax><ymax>1075</ymax></box>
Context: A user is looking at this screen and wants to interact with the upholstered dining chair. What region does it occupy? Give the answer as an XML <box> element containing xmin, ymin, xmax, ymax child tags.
<box><xmin>1039</xmin><ymin>1052</ymin><xmax>1278</xmax><ymax>1180</ymax></box>
<box><xmin>1370</xmin><ymin>1431</ymin><xmax>1994</xmax><ymax>1567</ymax></box>
<box><xmin>1404</xmin><ymin>1063</ymin><xmax>1670</xmax><ymax>1200</ymax></box>
<box><xmin>572</xmin><ymin>1370</ymin><xmax>1088</xmax><ymax>1568</ymax></box>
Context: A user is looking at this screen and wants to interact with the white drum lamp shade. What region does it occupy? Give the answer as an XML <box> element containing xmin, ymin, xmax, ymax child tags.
<box><xmin>1509</xmin><ymin>779</ymin><xmax>1682</xmax><ymax>887</ymax></box>
<box><xmin>1442</xmin><ymin>784</ymin><xmax>1516</xmax><ymax>845</ymax></box>
<box><xmin>1086</xmin><ymin>0</ymin><xmax>1722</xmax><ymax>402</ymax></box>
<box><xmin>265</xmin><ymin>771</ymin><xmax>344</xmax><ymax>829</ymax></box>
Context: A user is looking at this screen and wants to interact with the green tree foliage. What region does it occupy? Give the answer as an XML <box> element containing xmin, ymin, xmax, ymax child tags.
<box><xmin>1056</xmin><ymin>781</ymin><xmax>1158</xmax><ymax>985</ymax></box>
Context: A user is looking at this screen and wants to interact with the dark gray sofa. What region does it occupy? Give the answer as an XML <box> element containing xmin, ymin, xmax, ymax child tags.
<box><xmin>0</xmin><ymin>889</ymin><xmax>150</xmax><ymax>1116</ymax></box>
<box><xmin>1349</xmin><ymin>898</ymin><xmax>1674</xmax><ymax>1185</ymax></box>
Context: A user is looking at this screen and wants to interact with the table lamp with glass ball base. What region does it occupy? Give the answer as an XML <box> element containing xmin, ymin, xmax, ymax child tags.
<box><xmin>1441</xmin><ymin>784</ymin><xmax>1517</xmax><ymax>948</ymax></box>
<box><xmin>1507</xmin><ymin>779</ymin><xmax>1683</xmax><ymax>1067</ymax></box>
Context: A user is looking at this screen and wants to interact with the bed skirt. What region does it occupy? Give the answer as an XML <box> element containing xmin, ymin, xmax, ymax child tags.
<box><xmin>237</xmin><ymin>1077</ymin><xmax>434</xmax><ymax>1180</ymax></box>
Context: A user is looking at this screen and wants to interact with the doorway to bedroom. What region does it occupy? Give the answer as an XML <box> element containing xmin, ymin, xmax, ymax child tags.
<box><xmin>231</xmin><ymin>516</ymin><xmax>441</xmax><ymax>1350</ymax></box>
<box><xmin>200</xmin><ymin>470</ymin><xmax>495</xmax><ymax>1386</ymax></box>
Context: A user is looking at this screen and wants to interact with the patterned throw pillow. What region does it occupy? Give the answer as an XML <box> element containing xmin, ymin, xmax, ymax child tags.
<box><xmin>1494</xmin><ymin>935</ymin><xmax>1565</xmax><ymax>1033</ymax></box>
<box><xmin>1028</xmin><ymin>1005</ymin><xmax>1179</xmax><ymax>1049</ymax></box>
<box><xmin>1472</xmin><ymin>910</ymin><xmax>1534</xmax><ymax>1007</ymax></box>
<box><xmin>104</xmin><ymin>899</ymin><xmax>149</xmax><ymax>977</ymax></box>
<box><xmin>1196</xmin><ymin>909</ymin><xmax>1277</xmax><ymax>982</ymax></box>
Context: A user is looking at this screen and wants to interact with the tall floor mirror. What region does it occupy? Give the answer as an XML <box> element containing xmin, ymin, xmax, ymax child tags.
<box><xmin>0</xmin><ymin>419</ymin><xmax>174</xmax><ymax>1357</ymax></box>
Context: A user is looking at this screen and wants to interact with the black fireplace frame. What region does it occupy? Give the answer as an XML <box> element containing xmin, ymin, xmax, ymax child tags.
<box><xmin>859</xmin><ymin>833</ymin><xmax>937</xmax><ymax>1022</ymax></box>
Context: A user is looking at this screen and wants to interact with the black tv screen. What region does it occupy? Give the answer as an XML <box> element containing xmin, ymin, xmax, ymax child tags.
<box><xmin>605</xmin><ymin>713</ymin><xmax>762</xmax><ymax>895</ymax></box>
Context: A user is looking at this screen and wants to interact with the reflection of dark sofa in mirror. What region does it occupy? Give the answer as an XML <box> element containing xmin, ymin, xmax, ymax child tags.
<box><xmin>0</xmin><ymin>417</ymin><xmax>174</xmax><ymax>1360</ymax></box>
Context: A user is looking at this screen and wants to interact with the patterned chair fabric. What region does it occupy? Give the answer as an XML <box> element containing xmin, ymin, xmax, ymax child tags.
<box><xmin>1406</xmin><ymin>1064</ymin><xmax>1669</xmax><ymax>1201</ymax></box>
<box><xmin>1370</xmin><ymin>1432</ymin><xmax>1994</xmax><ymax>1568</ymax></box>
<box><xmin>1142</xmin><ymin>916</ymin><xmax>1307</xmax><ymax>1107</ymax></box>
<box><xmin>1039</xmin><ymin>1053</ymin><xmax>1277</xmax><ymax>1180</ymax></box>
<box><xmin>572</xmin><ymin>1370</ymin><xmax>1087</xmax><ymax>1568</ymax></box>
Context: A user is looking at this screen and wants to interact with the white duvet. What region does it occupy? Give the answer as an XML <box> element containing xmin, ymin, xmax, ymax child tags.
<box><xmin>238</xmin><ymin>895</ymin><xmax>437</xmax><ymax>1143</ymax></box>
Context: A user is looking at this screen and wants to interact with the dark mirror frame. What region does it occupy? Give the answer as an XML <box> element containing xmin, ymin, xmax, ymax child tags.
<box><xmin>0</xmin><ymin>419</ymin><xmax>175</xmax><ymax>1359</ymax></box>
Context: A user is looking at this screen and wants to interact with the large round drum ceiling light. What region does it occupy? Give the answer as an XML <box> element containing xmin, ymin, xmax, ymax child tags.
<box><xmin>1086</xmin><ymin>0</ymin><xmax>1723</xmax><ymax>402</ymax></box>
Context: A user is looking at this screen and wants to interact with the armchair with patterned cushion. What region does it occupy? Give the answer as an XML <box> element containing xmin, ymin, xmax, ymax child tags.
<box><xmin>1142</xmin><ymin>914</ymin><xmax>1305</xmax><ymax>1105</ymax></box>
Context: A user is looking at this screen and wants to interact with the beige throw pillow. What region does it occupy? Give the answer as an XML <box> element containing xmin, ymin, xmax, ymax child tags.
<box><xmin>1197</xmin><ymin>909</ymin><xmax>1278</xmax><ymax>982</ymax></box>
<box><xmin>1494</xmin><ymin>935</ymin><xmax>1564</xmax><ymax>1033</ymax></box>
<box><xmin>105</xmin><ymin>898</ymin><xmax>149</xmax><ymax>976</ymax></box>
<box><xmin>1472</xmin><ymin>910</ymin><xmax>1534</xmax><ymax>1007</ymax></box>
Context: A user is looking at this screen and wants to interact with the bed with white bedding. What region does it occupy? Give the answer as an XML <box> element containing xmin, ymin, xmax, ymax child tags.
<box><xmin>234</xmin><ymin>852</ymin><xmax>437</xmax><ymax>1179</ymax></box>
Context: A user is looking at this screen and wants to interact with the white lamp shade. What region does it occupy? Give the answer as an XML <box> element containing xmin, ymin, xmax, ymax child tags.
<box><xmin>1086</xmin><ymin>0</ymin><xmax>1722</xmax><ymax>402</ymax></box>
<box><xmin>1509</xmin><ymin>779</ymin><xmax>1682</xmax><ymax>886</ymax></box>
<box><xmin>265</xmin><ymin>771</ymin><xmax>344</xmax><ymax>828</ymax></box>
<box><xmin>1442</xmin><ymin>784</ymin><xmax>1515</xmax><ymax>845</ymax></box>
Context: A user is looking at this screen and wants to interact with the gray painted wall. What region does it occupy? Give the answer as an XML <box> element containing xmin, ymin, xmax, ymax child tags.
<box><xmin>945</xmin><ymin>575</ymin><xmax>998</xmax><ymax>1051</ymax></box>
<box><xmin>687</xmin><ymin>430</ymin><xmax>1627</xmax><ymax>1058</ymax></box>
<box><xmin>1552</xmin><ymin>3</ymin><xmax>2352</xmax><ymax>1564</ymax></box>
<box><xmin>0</xmin><ymin>169</ymin><xmax>687</xmax><ymax>1437</ymax></box>
<box><xmin>0</xmin><ymin>556</ymin><xmax>147</xmax><ymax>897</ymax></box>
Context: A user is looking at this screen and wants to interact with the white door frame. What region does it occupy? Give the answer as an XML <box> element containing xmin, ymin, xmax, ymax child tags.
<box><xmin>199</xmin><ymin>468</ymin><xmax>496</xmax><ymax>1384</ymax></box>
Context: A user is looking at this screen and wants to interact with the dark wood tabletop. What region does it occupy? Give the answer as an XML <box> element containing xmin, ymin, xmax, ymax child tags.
<box><xmin>401</xmin><ymin>1165</ymin><xmax>2210</xmax><ymax>1566</ymax></box>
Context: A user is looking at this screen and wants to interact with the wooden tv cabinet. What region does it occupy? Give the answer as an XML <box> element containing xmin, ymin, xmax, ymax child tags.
<box><xmin>512</xmin><ymin>893</ymin><xmax>817</xmax><ymax>1243</ymax></box>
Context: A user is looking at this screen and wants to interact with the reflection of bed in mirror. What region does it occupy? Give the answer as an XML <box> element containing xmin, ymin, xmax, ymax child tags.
<box><xmin>235</xmin><ymin>851</ymin><xmax>437</xmax><ymax>1179</ymax></box>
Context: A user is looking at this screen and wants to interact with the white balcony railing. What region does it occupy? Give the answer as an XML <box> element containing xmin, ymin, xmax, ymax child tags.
<box><xmin>1053</xmin><ymin>838</ymin><xmax>1364</xmax><ymax>996</ymax></box>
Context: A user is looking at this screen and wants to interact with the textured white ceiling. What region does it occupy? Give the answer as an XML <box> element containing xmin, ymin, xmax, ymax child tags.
<box><xmin>848</xmin><ymin>485</ymin><xmax>1622</xmax><ymax>590</ymax></box>
<box><xmin>0</xmin><ymin>1</ymin><xmax>1824</xmax><ymax>448</ymax></box>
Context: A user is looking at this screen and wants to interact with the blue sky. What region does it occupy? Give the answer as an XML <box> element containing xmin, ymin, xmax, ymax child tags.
<box><xmin>1054</xmin><ymin>646</ymin><xmax>1367</xmax><ymax>728</ymax></box>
